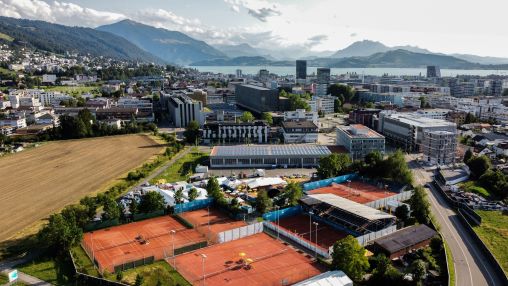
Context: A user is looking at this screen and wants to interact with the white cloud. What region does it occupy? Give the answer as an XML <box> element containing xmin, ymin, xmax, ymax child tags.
<box><xmin>0</xmin><ymin>0</ymin><xmax>125</xmax><ymax>27</ymax></box>
<box><xmin>224</xmin><ymin>0</ymin><xmax>281</xmax><ymax>22</ymax></box>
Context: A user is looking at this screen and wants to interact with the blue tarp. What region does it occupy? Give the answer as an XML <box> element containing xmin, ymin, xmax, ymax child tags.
<box><xmin>174</xmin><ymin>198</ymin><xmax>213</xmax><ymax>214</ymax></box>
<box><xmin>262</xmin><ymin>205</ymin><xmax>302</xmax><ymax>222</ymax></box>
<box><xmin>303</xmin><ymin>173</ymin><xmax>358</xmax><ymax>192</ymax></box>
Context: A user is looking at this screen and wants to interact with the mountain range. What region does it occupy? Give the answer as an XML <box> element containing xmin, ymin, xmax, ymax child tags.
<box><xmin>97</xmin><ymin>20</ymin><xmax>226</xmax><ymax>65</ymax></box>
<box><xmin>1</xmin><ymin>16</ymin><xmax>508</xmax><ymax>69</ymax></box>
<box><xmin>0</xmin><ymin>16</ymin><xmax>162</xmax><ymax>63</ymax></box>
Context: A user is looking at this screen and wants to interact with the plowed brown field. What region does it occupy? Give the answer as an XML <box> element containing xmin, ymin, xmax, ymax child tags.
<box><xmin>0</xmin><ymin>134</ymin><xmax>163</xmax><ymax>242</ymax></box>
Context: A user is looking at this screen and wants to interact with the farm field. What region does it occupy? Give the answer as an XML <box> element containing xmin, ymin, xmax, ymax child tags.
<box><xmin>0</xmin><ymin>135</ymin><xmax>164</xmax><ymax>242</ymax></box>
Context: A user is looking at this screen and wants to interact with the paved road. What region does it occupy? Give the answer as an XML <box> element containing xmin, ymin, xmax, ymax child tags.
<box><xmin>407</xmin><ymin>154</ymin><xmax>505</xmax><ymax>286</ymax></box>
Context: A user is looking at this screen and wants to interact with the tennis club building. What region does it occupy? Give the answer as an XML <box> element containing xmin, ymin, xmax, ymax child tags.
<box><xmin>209</xmin><ymin>144</ymin><xmax>331</xmax><ymax>168</ymax></box>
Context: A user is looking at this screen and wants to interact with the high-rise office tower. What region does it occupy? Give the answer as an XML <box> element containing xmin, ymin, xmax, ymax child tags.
<box><xmin>427</xmin><ymin>66</ymin><xmax>441</xmax><ymax>78</ymax></box>
<box><xmin>296</xmin><ymin>60</ymin><xmax>307</xmax><ymax>80</ymax></box>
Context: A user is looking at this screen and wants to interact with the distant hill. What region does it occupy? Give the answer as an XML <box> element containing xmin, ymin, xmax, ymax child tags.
<box><xmin>97</xmin><ymin>20</ymin><xmax>226</xmax><ymax>65</ymax></box>
<box><xmin>331</xmin><ymin>40</ymin><xmax>391</xmax><ymax>58</ymax></box>
<box><xmin>451</xmin><ymin>54</ymin><xmax>508</xmax><ymax>65</ymax></box>
<box><xmin>191</xmin><ymin>49</ymin><xmax>508</xmax><ymax>70</ymax></box>
<box><xmin>214</xmin><ymin>43</ymin><xmax>262</xmax><ymax>58</ymax></box>
<box><xmin>0</xmin><ymin>16</ymin><xmax>162</xmax><ymax>63</ymax></box>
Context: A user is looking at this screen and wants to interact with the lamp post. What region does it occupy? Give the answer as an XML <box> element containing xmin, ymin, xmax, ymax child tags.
<box><xmin>170</xmin><ymin>230</ymin><xmax>176</xmax><ymax>268</ymax></box>
<box><xmin>308</xmin><ymin>210</ymin><xmax>314</xmax><ymax>242</ymax></box>
<box><xmin>312</xmin><ymin>222</ymin><xmax>319</xmax><ymax>258</ymax></box>
<box><xmin>275</xmin><ymin>205</ymin><xmax>280</xmax><ymax>240</ymax></box>
<box><xmin>201</xmin><ymin>254</ymin><xmax>207</xmax><ymax>286</ymax></box>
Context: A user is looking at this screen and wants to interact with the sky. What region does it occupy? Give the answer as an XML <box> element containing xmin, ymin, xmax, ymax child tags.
<box><xmin>1</xmin><ymin>0</ymin><xmax>508</xmax><ymax>57</ymax></box>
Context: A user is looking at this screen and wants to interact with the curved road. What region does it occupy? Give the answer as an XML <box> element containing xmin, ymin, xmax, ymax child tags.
<box><xmin>408</xmin><ymin>156</ymin><xmax>506</xmax><ymax>286</ymax></box>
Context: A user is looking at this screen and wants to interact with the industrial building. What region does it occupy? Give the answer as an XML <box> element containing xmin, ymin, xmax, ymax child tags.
<box><xmin>235</xmin><ymin>84</ymin><xmax>279</xmax><ymax>114</ymax></box>
<box><xmin>378</xmin><ymin>112</ymin><xmax>457</xmax><ymax>152</ymax></box>
<box><xmin>202</xmin><ymin>121</ymin><xmax>269</xmax><ymax>144</ymax></box>
<box><xmin>165</xmin><ymin>93</ymin><xmax>204</xmax><ymax>127</ymax></box>
<box><xmin>336</xmin><ymin>124</ymin><xmax>385</xmax><ymax>161</ymax></box>
<box><xmin>209</xmin><ymin>145</ymin><xmax>331</xmax><ymax>168</ymax></box>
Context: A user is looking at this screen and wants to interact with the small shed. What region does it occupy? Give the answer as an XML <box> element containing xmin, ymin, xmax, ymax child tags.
<box><xmin>372</xmin><ymin>224</ymin><xmax>437</xmax><ymax>259</ymax></box>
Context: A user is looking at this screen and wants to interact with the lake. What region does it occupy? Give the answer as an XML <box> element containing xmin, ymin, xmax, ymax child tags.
<box><xmin>191</xmin><ymin>66</ymin><xmax>508</xmax><ymax>77</ymax></box>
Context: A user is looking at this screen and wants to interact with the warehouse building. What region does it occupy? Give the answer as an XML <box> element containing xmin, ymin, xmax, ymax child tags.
<box><xmin>209</xmin><ymin>145</ymin><xmax>331</xmax><ymax>168</ymax></box>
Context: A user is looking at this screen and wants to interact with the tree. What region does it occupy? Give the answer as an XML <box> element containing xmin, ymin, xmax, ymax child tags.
<box><xmin>240</xmin><ymin>111</ymin><xmax>255</xmax><ymax>123</ymax></box>
<box><xmin>365</xmin><ymin>102</ymin><xmax>375</xmax><ymax>108</ymax></box>
<box><xmin>479</xmin><ymin>169</ymin><xmax>508</xmax><ymax>199</ymax></box>
<box><xmin>174</xmin><ymin>188</ymin><xmax>184</xmax><ymax>204</ymax></box>
<box><xmin>139</xmin><ymin>191</ymin><xmax>166</xmax><ymax>213</ymax></box>
<box><xmin>102</xmin><ymin>198</ymin><xmax>120</xmax><ymax>221</ymax></box>
<box><xmin>256</xmin><ymin>190</ymin><xmax>272</xmax><ymax>214</ymax></box>
<box><xmin>79</xmin><ymin>196</ymin><xmax>98</xmax><ymax>220</ymax></box>
<box><xmin>363</xmin><ymin>151</ymin><xmax>384</xmax><ymax>176</ymax></box>
<box><xmin>134</xmin><ymin>274</ymin><xmax>144</xmax><ymax>286</ymax></box>
<box><xmin>409</xmin><ymin>186</ymin><xmax>431</xmax><ymax>225</ymax></box>
<box><xmin>394</xmin><ymin>204</ymin><xmax>410</xmax><ymax>223</ymax></box>
<box><xmin>328</xmin><ymin>84</ymin><xmax>355</xmax><ymax>103</ymax></box>
<box><xmin>464</xmin><ymin>113</ymin><xmax>478</xmax><ymax>124</ymax></box>
<box><xmin>317</xmin><ymin>153</ymin><xmax>351</xmax><ymax>178</ymax></box>
<box><xmin>430</xmin><ymin>236</ymin><xmax>443</xmax><ymax>254</ymax></box>
<box><xmin>287</xmin><ymin>94</ymin><xmax>310</xmax><ymax>111</ymax></box>
<box><xmin>463</xmin><ymin>149</ymin><xmax>473</xmax><ymax>164</ymax></box>
<box><xmin>331</xmin><ymin>235</ymin><xmax>369</xmax><ymax>281</ymax></box>
<box><xmin>467</xmin><ymin>155</ymin><xmax>491</xmax><ymax>180</ymax></box>
<box><xmin>129</xmin><ymin>199</ymin><xmax>139</xmax><ymax>214</ymax></box>
<box><xmin>384</xmin><ymin>150</ymin><xmax>413</xmax><ymax>185</ymax></box>
<box><xmin>284</xmin><ymin>182</ymin><xmax>303</xmax><ymax>206</ymax></box>
<box><xmin>334</xmin><ymin>98</ymin><xmax>342</xmax><ymax>112</ymax></box>
<box><xmin>38</xmin><ymin>213</ymin><xmax>82</xmax><ymax>253</ymax></box>
<box><xmin>206</xmin><ymin>177</ymin><xmax>221</xmax><ymax>199</ymax></box>
<box><xmin>373</xmin><ymin>254</ymin><xmax>391</xmax><ymax>276</ymax></box>
<box><xmin>183</xmin><ymin>120</ymin><xmax>200</xmax><ymax>145</ymax></box>
<box><xmin>411</xmin><ymin>259</ymin><xmax>427</xmax><ymax>284</ymax></box>
<box><xmin>261</xmin><ymin>112</ymin><xmax>273</xmax><ymax>125</ymax></box>
<box><xmin>61</xmin><ymin>204</ymin><xmax>89</xmax><ymax>228</ymax></box>
<box><xmin>188</xmin><ymin>188</ymin><xmax>199</xmax><ymax>202</ymax></box>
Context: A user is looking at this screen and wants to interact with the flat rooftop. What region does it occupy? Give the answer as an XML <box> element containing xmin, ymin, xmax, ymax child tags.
<box><xmin>239</xmin><ymin>84</ymin><xmax>272</xmax><ymax>91</ymax></box>
<box><xmin>374</xmin><ymin>224</ymin><xmax>437</xmax><ymax>254</ymax></box>
<box><xmin>210</xmin><ymin>144</ymin><xmax>331</xmax><ymax>157</ymax></box>
<box><xmin>337</xmin><ymin>124</ymin><xmax>384</xmax><ymax>139</ymax></box>
<box><xmin>387</xmin><ymin>113</ymin><xmax>456</xmax><ymax>128</ymax></box>
<box><xmin>282</xmin><ymin>121</ymin><xmax>318</xmax><ymax>129</ymax></box>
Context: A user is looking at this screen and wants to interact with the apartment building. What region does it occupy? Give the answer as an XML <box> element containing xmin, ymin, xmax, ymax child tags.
<box><xmin>284</xmin><ymin>109</ymin><xmax>319</xmax><ymax>125</ymax></box>
<box><xmin>422</xmin><ymin>130</ymin><xmax>457</xmax><ymax>165</ymax></box>
<box><xmin>202</xmin><ymin>121</ymin><xmax>269</xmax><ymax>144</ymax></box>
<box><xmin>282</xmin><ymin>121</ymin><xmax>318</xmax><ymax>143</ymax></box>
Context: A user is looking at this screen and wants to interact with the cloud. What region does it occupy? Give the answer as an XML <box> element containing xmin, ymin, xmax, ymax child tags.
<box><xmin>224</xmin><ymin>0</ymin><xmax>281</xmax><ymax>22</ymax></box>
<box><xmin>0</xmin><ymin>0</ymin><xmax>125</xmax><ymax>27</ymax></box>
<box><xmin>305</xmin><ymin>34</ymin><xmax>328</xmax><ymax>48</ymax></box>
<box><xmin>350</xmin><ymin>32</ymin><xmax>358</xmax><ymax>37</ymax></box>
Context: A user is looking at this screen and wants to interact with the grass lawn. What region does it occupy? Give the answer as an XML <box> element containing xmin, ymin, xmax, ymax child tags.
<box><xmin>0</xmin><ymin>273</ymin><xmax>27</xmax><ymax>285</ymax></box>
<box><xmin>107</xmin><ymin>261</ymin><xmax>191</xmax><ymax>286</ymax></box>
<box><xmin>460</xmin><ymin>181</ymin><xmax>490</xmax><ymax>198</ymax></box>
<box><xmin>0</xmin><ymin>32</ymin><xmax>14</xmax><ymax>41</ymax></box>
<box><xmin>70</xmin><ymin>246</ymin><xmax>100</xmax><ymax>277</ymax></box>
<box><xmin>151</xmin><ymin>150</ymin><xmax>209</xmax><ymax>184</ymax></box>
<box><xmin>473</xmin><ymin>211</ymin><xmax>508</xmax><ymax>275</ymax></box>
<box><xmin>41</xmin><ymin>85</ymin><xmax>101</xmax><ymax>95</ymax></box>
<box><xmin>18</xmin><ymin>255</ymin><xmax>75</xmax><ymax>286</ymax></box>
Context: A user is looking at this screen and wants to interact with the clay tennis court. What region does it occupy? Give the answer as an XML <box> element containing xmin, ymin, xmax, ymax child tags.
<box><xmin>273</xmin><ymin>213</ymin><xmax>348</xmax><ymax>250</ymax></box>
<box><xmin>175</xmin><ymin>233</ymin><xmax>325</xmax><ymax>286</ymax></box>
<box><xmin>307</xmin><ymin>181</ymin><xmax>397</xmax><ymax>204</ymax></box>
<box><xmin>179</xmin><ymin>207</ymin><xmax>247</xmax><ymax>238</ymax></box>
<box><xmin>82</xmin><ymin>216</ymin><xmax>206</xmax><ymax>273</ymax></box>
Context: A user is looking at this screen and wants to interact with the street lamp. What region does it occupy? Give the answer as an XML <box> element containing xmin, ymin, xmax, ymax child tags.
<box><xmin>170</xmin><ymin>230</ymin><xmax>176</xmax><ymax>268</ymax></box>
<box><xmin>308</xmin><ymin>210</ymin><xmax>314</xmax><ymax>242</ymax></box>
<box><xmin>275</xmin><ymin>206</ymin><xmax>280</xmax><ymax>240</ymax></box>
<box><xmin>201</xmin><ymin>254</ymin><xmax>207</xmax><ymax>286</ymax></box>
<box><xmin>312</xmin><ymin>222</ymin><xmax>319</xmax><ymax>258</ymax></box>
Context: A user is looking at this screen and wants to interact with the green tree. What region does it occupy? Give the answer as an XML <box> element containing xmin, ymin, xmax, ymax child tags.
<box><xmin>174</xmin><ymin>188</ymin><xmax>184</xmax><ymax>204</ymax></box>
<box><xmin>38</xmin><ymin>213</ymin><xmax>82</xmax><ymax>253</ymax></box>
<box><xmin>365</xmin><ymin>102</ymin><xmax>375</xmax><ymax>108</ymax></box>
<box><xmin>479</xmin><ymin>169</ymin><xmax>508</xmax><ymax>199</ymax></box>
<box><xmin>261</xmin><ymin>112</ymin><xmax>273</xmax><ymax>125</ymax></box>
<box><xmin>394</xmin><ymin>204</ymin><xmax>410</xmax><ymax>224</ymax></box>
<box><xmin>373</xmin><ymin>253</ymin><xmax>391</xmax><ymax>276</ymax></box>
<box><xmin>129</xmin><ymin>199</ymin><xmax>139</xmax><ymax>214</ymax></box>
<box><xmin>287</xmin><ymin>94</ymin><xmax>310</xmax><ymax>111</ymax></box>
<box><xmin>188</xmin><ymin>188</ymin><xmax>199</xmax><ymax>201</ymax></box>
<box><xmin>61</xmin><ymin>204</ymin><xmax>89</xmax><ymax>228</ymax></box>
<box><xmin>467</xmin><ymin>155</ymin><xmax>491</xmax><ymax>180</ymax></box>
<box><xmin>411</xmin><ymin>259</ymin><xmax>427</xmax><ymax>284</ymax></box>
<box><xmin>79</xmin><ymin>196</ymin><xmax>98</xmax><ymax>220</ymax></box>
<box><xmin>328</xmin><ymin>84</ymin><xmax>356</xmax><ymax>103</ymax></box>
<box><xmin>385</xmin><ymin>150</ymin><xmax>413</xmax><ymax>185</ymax></box>
<box><xmin>134</xmin><ymin>274</ymin><xmax>144</xmax><ymax>286</ymax></box>
<box><xmin>284</xmin><ymin>182</ymin><xmax>303</xmax><ymax>206</ymax></box>
<box><xmin>331</xmin><ymin>235</ymin><xmax>369</xmax><ymax>281</ymax></box>
<box><xmin>409</xmin><ymin>186</ymin><xmax>431</xmax><ymax>225</ymax></box>
<box><xmin>206</xmin><ymin>177</ymin><xmax>221</xmax><ymax>198</ymax></box>
<box><xmin>463</xmin><ymin>149</ymin><xmax>473</xmax><ymax>164</ymax></box>
<box><xmin>317</xmin><ymin>153</ymin><xmax>351</xmax><ymax>178</ymax></box>
<box><xmin>464</xmin><ymin>113</ymin><xmax>478</xmax><ymax>124</ymax></box>
<box><xmin>334</xmin><ymin>98</ymin><xmax>342</xmax><ymax>112</ymax></box>
<box><xmin>116</xmin><ymin>271</ymin><xmax>123</xmax><ymax>281</ymax></box>
<box><xmin>183</xmin><ymin>120</ymin><xmax>200</xmax><ymax>145</ymax></box>
<box><xmin>139</xmin><ymin>191</ymin><xmax>166</xmax><ymax>213</ymax></box>
<box><xmin>430</xmin><ymin>236</ymin><xmax>443</xmax><ymax>254</ymax></box>
<box><xmin>256</xmin><ymin>190</ymin><xmax>272</xmax><ymax>214</ymax></box>
<box><xmin>102</xmin><ymin>197</ymin><xmax>120</xmax><ymax>220</ymax></box>
<box><xmin>240</xmin><ymin>111</ymin><xmax>255</xmax><ymax>122</ymax></box>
